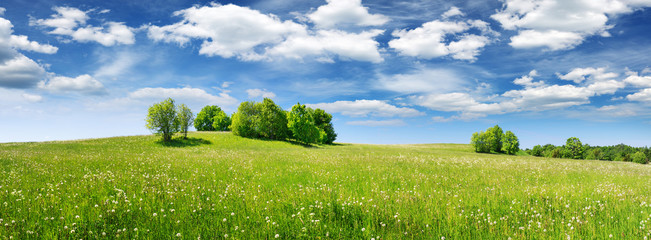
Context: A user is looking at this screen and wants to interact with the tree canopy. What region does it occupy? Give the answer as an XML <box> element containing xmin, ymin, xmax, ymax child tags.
<box><xmin>145</xmin><ymin>98</ymin><xmax>180</xmax><ymax>142</ymax></box>
<box><xmin>194</xmin><ymin>105</ymin><xmax>223</xmax><ymax>131</ymax></box>
<box><xmin>176</xmin><ymin>104</ymin><xmax>194</xmax><ymax>139</ymax></box>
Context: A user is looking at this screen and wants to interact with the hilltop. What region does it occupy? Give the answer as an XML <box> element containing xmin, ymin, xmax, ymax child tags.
<box><xmin>1</xmin><ymin>132</ymin><xmax>650</xmax><ymax>239</ymax></box>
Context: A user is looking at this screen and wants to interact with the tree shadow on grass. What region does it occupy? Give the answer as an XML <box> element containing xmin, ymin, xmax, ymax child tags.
<box><xmin>155</xmin><ymin>137</ymin><xmax>212</xmax><ymax>147</ymax></box>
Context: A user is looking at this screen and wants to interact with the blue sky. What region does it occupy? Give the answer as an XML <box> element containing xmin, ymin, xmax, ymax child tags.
<box><xmin>1</xmin><ymin>0</ymin><xmax>650</xmax><ymax>148</ymax></box>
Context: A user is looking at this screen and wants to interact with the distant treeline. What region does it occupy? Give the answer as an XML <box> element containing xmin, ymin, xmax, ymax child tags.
<box><xmin>525</xmin><ymin>137</ymin><xmax>649</xmax><ymax>164</ymax></box>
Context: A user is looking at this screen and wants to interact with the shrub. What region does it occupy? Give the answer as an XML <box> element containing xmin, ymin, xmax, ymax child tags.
<box><xmin>256</xmin><ymin>98</ymin><xmax>289</xmax><ymax>140</ymax></box>
<box><xmin>195</xmin><ymin>105</ymin><xmax>224</xmax><ymax>131</ymax></box>
<box><xmin>502</xmin><ymin>131</ymin><xmax>520</xmax><ymax>155</ymax></box>
<box><xmin>287</xmin><ymin>103</ymin><xmax>320</xmax><ymax>144</ymax></box>
<box><xmin>231</xmin><ymin>101</ymin><xmax>259</xmax><ymax>138</ymax></box>
<box><xmin>632</xmin><ymin>152</ymin><xmax>647</xmax><ymax>164</ymax></box>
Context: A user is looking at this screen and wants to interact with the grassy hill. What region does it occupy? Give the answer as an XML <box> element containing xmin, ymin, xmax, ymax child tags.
<box><xmin>1</xmin><ymin>132</ymin><xmax>650</xmax><ymax>239</ymax></box>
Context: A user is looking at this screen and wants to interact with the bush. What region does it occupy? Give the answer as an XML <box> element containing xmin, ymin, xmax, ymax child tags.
<box><xmin>312</xmin><ymin>108</ymin><xmax>337</xmax><ymax>144</ymax></box>
<box><xmin>256</xmin><ymin>98</ymin><xmax>289</xmax><ymax>140</ymax></box>
<box><xmin>531</xmin><ymin>145</ymin><xmax>543</xmax><ymax>157</ymax></box>
<box><xmin>212</xmin><ymin>110</ymin><xmax>231</xmax><ymax>131</ymax></box>
<box><xmin>195</xmin><ymin>105</ymin><xmax>224</xmax><ymax>131</ymax></box>
<box><xmin>287</xmin><ymin>103</ymin><xmax>320</xmax><ymax>144</ymax></box>
<box><xmin>632</xmin><ymin>151</ymin><xmax>647</xmax><ymax>164</ymax></box>
<box><xmin>502</xmin><ymin>131</ymin><xmax>520</xmax><ymax>155</ymax></box>
<box><xmin>231</xmin><ymin>101</ymin><xmax>259</xmax><ymax>138</ymax></box>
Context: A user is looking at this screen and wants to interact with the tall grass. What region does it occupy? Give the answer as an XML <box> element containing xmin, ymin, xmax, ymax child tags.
<box><xmin>1</xmin><ymin>132</ymin><xmax>650</xmax><ymax>239</ymax></box>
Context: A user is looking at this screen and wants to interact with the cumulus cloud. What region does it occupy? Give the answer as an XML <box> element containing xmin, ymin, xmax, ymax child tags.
<box><xmin>32</xmin><ymin>6</ymin><xmax>135</xmax><ymax>46</ymax></box>
<box><xmin>38</xmin><ymin>74</ymin><xmax>106</xmax><ymax>95</ymax></box>
<box><xmin>246</xmin><ymin>88</ymin><xmax>276</xmax><ymax>99</ymax></box>
<box><xmin>267</xmin><ymin>29</ymin><xmax>384</xmax><ymax>63</ymax></box>
<box><xmin>491</xmin><ymin>0</ymin><xmax>651</xmax><ymax>50</ymax></box>
<box><xmin>388</xmin><ymin>9</ymin><xmax>496</xmax><ymax>61</ymax></box>
<box><xmin>623</xmin><ymin>70</ymin><xmax>651</xmax><ymax>88</ymax></box>
<box><xmin>513</xmin><ymin>70</ymin><xmax>545</xmax><ymax>87</ymax></box>
<box><xmin>407</xmin><ymin>67</ymin><xmax>635</xmax><ymax>121</ymax></box>
<box><xmin>148</xmin><ymin>3</ymin><xmax>383</xmax><ymax>63</ymax></box>
<box><xmin>441</xmin><ymin>6</ymin><xmax>465</xmax><ymax>19</ymax></box>
<box><xmin>557</xmin><ymin>67</ymin><xmax>618</xmax><ymax>83</ymax></box>
<box><xmin>0</xmin><ymin>54</ymin><xmax>47</xmax><ymax>89</ymax></box>
<box><xmin>0</xmin><ymin>16</ymin><xmax>55</xmax><ymax>89</ymax></box>
<box><xmin>307</xmin><ymin>0</ymin><xmax>389</xmax><ymax>29</ymax></box>
<box><xmin>307</xmin><ymin>99</ymin><xmax>423</xmax><ymax>117</ymax></box>
<box><xmin>346</xmin><ymin>119</ymin><xmax>405</xmax><ymax>127</ymax></box>
<box><xmin>627</xmin><ymin>88</ymin><xmax>651</xmax><ymax>102</ymax></box>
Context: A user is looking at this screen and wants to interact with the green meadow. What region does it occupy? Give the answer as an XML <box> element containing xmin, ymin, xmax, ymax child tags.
<box><xmin>1</xmin><ymin>132</ymin><xmax>650</xmax><ymax>239</ymax></box>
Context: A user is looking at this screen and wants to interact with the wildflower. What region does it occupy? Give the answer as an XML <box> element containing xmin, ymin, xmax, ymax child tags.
<box><xmin>223</xmin><ymin>218</ymin><xmax>227</xmax><ymax>222</ymax></box>
<box><xmin>134</xmin><ymin>228</ymin><xmax>138</xmax><ymax>231</ymax></box>
<box><xmin>176</xmin><ymin>233</ymin><xmax>182</xmax><ymax>237</ymax></box>
<box><xmin>231</xmin><ymin>212</ymin><xmax>235</xmax><ymax>216</ymax></box>
<box><xmin>153</xmin><ymin>213</ymin><xmax>157</xmax><ymax>217</ymax></box>
<box><xmin>224</xmin><ymin>234</ymin><xmax>228</xmax><ymax>238</ymax></box>
<box><xmin>362</xmin><ymin>228</ymin><xmax>365</xmax><ymax>232</ymax></box>
<box><xmin>275</xmin><ymin>234</ymin><xmax>280</xmax><ymax>238</ymax></box>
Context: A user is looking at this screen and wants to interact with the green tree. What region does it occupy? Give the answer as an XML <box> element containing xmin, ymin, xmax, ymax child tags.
<box><xmin>145</xmin><ymin>98</ymin><xmax>179</xmax><ymax>142</ymax></box>
<box><xmin>502</xmin><ymin>130</ymin><xmax>519</xmax><ymax>155</ymax></box>
<box><xmin>287</xmin><ymin>103</ymin><xmax>319</xmax><ymax>144</ymax></box>
<box><xmin>212</xmin><ymin>110</ymin><xmax>231</xmax><ymax>131</ymax></box>
<box><xmin>176</xmin><ymin>104</ymin><xmax>194</xmax><ymax>139</ymax></box>
<box><xmin>231</xmin><ymin>101</ymin><xmax>260</xmax><ymax>138</ymax></box>
<box><xmin>194</xmin><ymin>105</ymin><xmax>223</xmax><ymax>131</ymax></box>
<box><xmin>256</xmin><ymin>98</ymin><xmax>289</xmax><ymax>140</ymax></box>
<box><xmin>531</xmin><ymin>145</ymin><xmax>543</xmax><ymax>157</ymax></box>
<box><xmin>632</xmin><ymin>151</ymin><xmax>647</xmax><ymax>164</ymax></box>
<box><xmin>471</xmin><ymin>131</ymin><xmax>490</xmax><ymax>153</ymax></box>
<box><xmin>311</xmin><ymin>108</ymin><xmax>337</xmax><ymax>144</ymax></box>
<box><xmin>564</xmin><ymin>137</ymin><xmax>583</xmax><ymax>159</ymax></box>
<box><xmin>488</xmin><ymin>125</ymin><xmax>504</xmax><ymax>153</ymax></box>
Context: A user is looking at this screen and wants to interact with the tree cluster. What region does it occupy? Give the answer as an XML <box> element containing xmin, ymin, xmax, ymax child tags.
<box><xmin>145</xmin><ymin>98</ymin><xmax>194</xmax><ymax>141</ymax></box>
<box><xmin>230</xmin><ymin>98</ymin><xmax>337</xmax><ymax>144</ymax></box>
<box><xmin>527</xmin><ymin>137</ymin><xmax>649</xmax><ymax>164</ymax></box>
<box><xmin>471</xmin><ymin>125</ymin><xmax>520</xmax><ymax>155</ymax></box>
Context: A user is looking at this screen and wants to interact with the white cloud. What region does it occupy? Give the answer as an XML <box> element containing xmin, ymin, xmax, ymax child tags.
<box><xmin>377</xmin><ymin>68</ymin><xmax>468</xmax><ymax>94</ymax></box>
<box><xmin>148</xmin><ymin>3</ymin><xmax>383</xmax><ymax>63</ymax></box>
<box><xmin>129</xmin><ymin>87</ymin><xmax>237</xmax><ymax>106</ymax></box>
<box><xmin>627</xmin><ymin>88</ymin><xmax>651</xmax><ymax>102</ymax></box>
<box><xmin>0</xmin><ymin>7</ymin><xmax>5</xmax><ymax>15</ymax></box>
<box><xmin>22</xmin><ymin>93</ymin><xmax>43</xmax><ymax>102</ymax></box>
<box><xmin>623</xmin><ymin>71</ymin><xmax>651</xmax><ymax>88</ymax></box>
<box><xmin>413</xmin><ymin>92</ymin><xmax>506</xmax><ymax>114</ymax></box>
<box><xmin>346</xmin><ymin>119</ymin><xmax>405</xmax><ymax>127</ymax></box>
<box><xmin>509</xmin><ymin>30</ymin><xmax>584</xmax><ymax>50</ymax></box>
<box><xmin>9</xmin><ymin>35</ymin><xmax>58</xmax><ymax>54</ymax></box>
<box><xmin>557</xmin><ymin>67</ymin><xmax>618</xmax><ymax>83</ymax></box>
<box><xmin>148</xmin><ymin>3</ymin><xmax>305</xmax><ymax>60</ymax></box>
<box><xmin>307</xmin><ymin>0</ymin><xmax>389</xmax><ymax>29</ymax></box>
<box><xmin>267</xmin><ymin>29</ymin><xmax>384</xmax><ymax>63</ymax></box>
<box><xmin>442</xmin><ymin>6</ymin><xmax>465</xmax><ymax>19</ymax></box>
<box><xmin>513</xmin><ymin>70</ymin><xmax>545</xmax><ymax>87</ymax></box>
<box><xmin>388</xmin><ymin>13</ymin><xmax>495</xmax><ymax>61</ymax></box>
<box><xmin>32</xmin><ymin>6</ymin><xmax>135</xmax><ymax>46</ymax></box>
<box><xmin>587</xmin><ymin>80</ymin><xmax>626</xmax><ymax>95</ymax></box>
<box><xmin>38</xmin><ymin>74</ymin><xmax>106</xmax><ymax>95</ymax></box>
<box><xmin>246</xmin><ymin>88</ymin><xmax>276</xmax><ymax>99</ymax></box>
<box><xmin>491</xmin><ymin>0</ymin><xmax>651</xmax><ymax>51</ymax></box>
<box><xmin>0</xmin><ymin>54</ymin><xmax>46</xmax><ymax>89</ymax></box>
<box><xmin>307</xmin><ymin>99</ymin><xmax>423</xmax><ymax>117</ymax></box>
<box><xmin>503</xmin><ymin>84</ymin><xmax>594</xmax><ymax>110</ymax></box>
